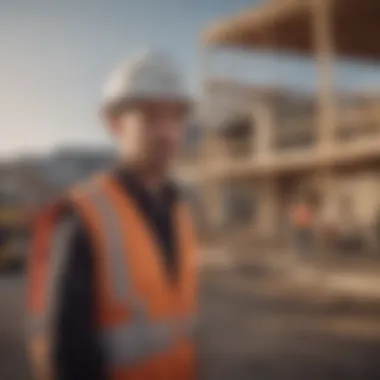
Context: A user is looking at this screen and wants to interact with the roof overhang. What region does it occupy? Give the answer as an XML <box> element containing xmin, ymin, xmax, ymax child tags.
<box><xmin>202</xmin><ymin>0</ymin><xmax>380</xmax><ymax>61</ymax></box>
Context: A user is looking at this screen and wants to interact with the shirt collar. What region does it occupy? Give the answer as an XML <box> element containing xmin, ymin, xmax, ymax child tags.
<box><xmin>113</xmin><ymin>166</ymin><xmax>179</xmax><ymax>205</ymax></box>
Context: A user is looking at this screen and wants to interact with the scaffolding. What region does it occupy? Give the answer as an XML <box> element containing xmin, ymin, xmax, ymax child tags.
<box><xmin>199</xmin><ymin>0</ymin><xmax>380</xmax><ymax>245</ymax></box>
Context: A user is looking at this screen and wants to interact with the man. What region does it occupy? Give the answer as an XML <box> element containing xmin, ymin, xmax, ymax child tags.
<box><xmin>27</xmin><ymin>51</ymin><xmax>198</xmax><ymax>380</ymax></box>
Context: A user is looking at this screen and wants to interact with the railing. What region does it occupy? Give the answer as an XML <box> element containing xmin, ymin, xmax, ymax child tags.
<box><xmin>221</xmin><ymin>138</ymin><xmax>253</xmax><ymax>158</ymax></box>
<box><xmin>335</xmin><ymin>105</ymin><xmax>380</xmax><ymax>143</ymax></box>
<box><xmin>194</xmin><ymin>117</ymin><xmax>317</xmax><ymax>172</ymax></box>
<box><xmin>272</xmin><ymin>116</ymin><xmax>317</xmax><ymax>150</ymax></box>
<box><xmin>177</xmin><ymin>148</ymin><xmax>201</xmax><ymax>164</ymax></box>
<box><xmin>192</xmin><ymin>103</ymin><xmax>380</xmax><ymax>182</ymax></box>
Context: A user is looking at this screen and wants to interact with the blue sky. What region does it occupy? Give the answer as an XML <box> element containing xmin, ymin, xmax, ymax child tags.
<box><xmin>1</xmin><ymin>0</ymin><xmax>380</xmax><ymax>158</ymax></box>
<box><xmin>0</xmin><ymin>0</ymin><xmax>263</xmax><ymax>157</ymax></box>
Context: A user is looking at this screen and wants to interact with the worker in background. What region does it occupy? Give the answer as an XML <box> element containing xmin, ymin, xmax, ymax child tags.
<box><xmin>27</xmin><ymin>50</ymin><xmax>198</xmax><ymax>380</ymax></box>
<box><xmin>291</xmin><ymin>198</ymin><xmax>314</xmax><ymax>257</ymax></box>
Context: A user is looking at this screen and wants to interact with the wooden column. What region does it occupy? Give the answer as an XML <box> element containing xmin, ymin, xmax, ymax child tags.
<box><xmin>313</xmin><ymin>0</ymin><xmax>336</xmax><ymax>150</ymax></box>
<box><xmin>313</xmin><ymin>0</ymin><xmax>336</xmax><ymax>245</ymax></box>
<box><xmin>201</xmin><ymin>179</ymin><xmax>224</xmax><ymax>240</ymax></box>
<box><xmin>252</xmin><ymin>99</ymin><xmax>274</xmax><ymax>161</ymax></box>
<box><xmin>257</xmin><ymin>179</ymin><xmax>278</xmax><ymax>239</ymax></box>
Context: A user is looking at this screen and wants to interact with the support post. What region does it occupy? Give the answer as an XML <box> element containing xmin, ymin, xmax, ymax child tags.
<box><xmin>313</xmin><ymin>0</ymin><xmax>336</xmax><ymax>150</ymax></box>
<box><xmin>313</xmin><ymin>0</ymin><xmax>336</xmax><ymax>250</ymax></box>
<box><xmin>252</xmin><ymin>99</ymin><xmax>274</xmax><ymax>161</ymax></box>
<box><xmin>202</xmin><ymin>179</ymin><xmax>223</xmax><ymax>241</ymax></box>
<box><xmin>257</xmin><ymin>179</ymin><xmax>278</xmax><ymax>239</ymax></box>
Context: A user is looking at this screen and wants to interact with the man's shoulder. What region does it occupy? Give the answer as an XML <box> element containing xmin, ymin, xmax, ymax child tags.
<box><xmin>50</xmin><ymin>204</ymin><xmax>92</xmax><ymax>260</ymax></box>
<box><xmin>68</xmin><ymin>170</ymin><xmax>110</xmax><ymax>196</ymax></box>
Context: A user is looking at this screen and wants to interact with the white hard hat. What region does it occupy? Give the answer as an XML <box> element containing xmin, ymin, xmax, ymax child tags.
<box><xmin>102</xmin><ymin>50</ymin><xmax>191</xmax><ymax>116</ymax></box>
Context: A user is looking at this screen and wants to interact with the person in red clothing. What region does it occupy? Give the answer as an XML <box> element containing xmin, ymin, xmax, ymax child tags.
<box><xmin>291</xmin><ymin>199</ymin><xmax>314</xmax><ymax>257</ymax></box>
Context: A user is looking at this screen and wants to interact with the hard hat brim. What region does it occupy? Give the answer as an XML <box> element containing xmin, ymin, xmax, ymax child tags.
<box><xmin>102</xmin><ymin>95</ymin><xmax>193</xmax><ymax>119</ymax></box>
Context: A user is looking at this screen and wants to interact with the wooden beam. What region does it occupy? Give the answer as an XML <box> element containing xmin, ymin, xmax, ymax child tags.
<box><xmin>202</xmin><ymin>0</ymin><xmax>380</xmax><ymax>60</ymax></box>
<box><xmin>202</xmin><ymin>0</ymin><xmax>307</xmax><ymax>47</ymax></box>
<box><xmin>313</xmin><ymin>0</ymin><xmax>336</xmax><ymax>147</ymax></box>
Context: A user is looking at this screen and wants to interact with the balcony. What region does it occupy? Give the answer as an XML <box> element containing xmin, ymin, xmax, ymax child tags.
<box><xmin>219</xmin><ymin>115</ymin><xmax>253</xmax><ymax>154</ymax></box>
<box><xmin>273</xmin><ymin>116</ymin><xmax>317</xmax><ymax>151</ymax></box>
<box><xmin>198</xmin><ymin>103</ymin><xmax>380</xmax><ymax>182</ymax></box>
<box><xmin>335</xmin><ymin>103</ymin><xmax>380</xmax><ymax>143</ymax></box>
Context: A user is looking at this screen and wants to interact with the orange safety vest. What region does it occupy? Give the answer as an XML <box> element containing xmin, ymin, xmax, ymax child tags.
<box><xmin>26</xmin><ymin>173</ymin><xmax>198</xmax><ymax>380</ymax></box>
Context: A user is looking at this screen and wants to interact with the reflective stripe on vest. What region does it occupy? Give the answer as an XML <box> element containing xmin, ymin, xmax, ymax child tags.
<box><xmin>27</xmin><ymin>216</ymin><xmax>76</xmax><ymax>335</ymax></box>
<box><xmin>27</xmin><ymin>212</ymin><xmax>79</xmax><ymax>380</ymax></box>
<box><xmin>85</xmin><ymin>184</ymin><xmax>145</xmax><ymax>316</ymax></box>
<box><xmin>102</xmin><ymin>316</ymin><xmax>198</xmax><ymax>366</ymax></box>
<box><xmin>84</xmin><ymin>183</ymin><xmax>197</xmax><ymax>366</ymax></box>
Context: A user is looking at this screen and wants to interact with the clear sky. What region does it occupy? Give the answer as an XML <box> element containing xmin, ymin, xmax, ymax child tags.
<box><xmin>1</xmin><ymin>0</ymin><xmax>380</xmax><ymax>158</ymax></box>
<box><xmin>0</xmin><ymin>0</ymin><xmax>263</xmax><ymax>158</ymax></box>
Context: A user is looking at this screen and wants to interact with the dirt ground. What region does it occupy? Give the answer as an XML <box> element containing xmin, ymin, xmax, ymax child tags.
<box><xmin>1</xmin><ymin>264</ymin><xmax>380</xmax><ymax>380</ymax></box>
<box><xmin>199</xmin><ymin>265</ymin><xmax>380</xmax><ymax>380</ymax></box>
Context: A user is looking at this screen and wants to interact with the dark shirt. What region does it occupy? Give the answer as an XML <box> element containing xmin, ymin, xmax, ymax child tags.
<box><xmin>53</xmin><ymin>169</ymin><xmax>180</xmax><ymax>380</ymax></box>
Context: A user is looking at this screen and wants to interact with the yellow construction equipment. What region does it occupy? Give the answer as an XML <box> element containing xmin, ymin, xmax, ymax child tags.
<box><xmin>0</xmin><ymin>195</ymin><xmax>30</xmax><ymax>272</ymax></box>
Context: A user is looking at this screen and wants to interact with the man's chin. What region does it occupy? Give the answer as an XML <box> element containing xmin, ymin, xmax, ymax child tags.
<box><xmin>148</xmin><ymin>157</ymin><xmax>173</xmax><ymax>173</ymax></box>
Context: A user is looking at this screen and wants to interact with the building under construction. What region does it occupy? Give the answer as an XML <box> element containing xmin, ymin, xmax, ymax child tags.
<box><xmin>197</xmin><ymin>0</ymin><xmax>380</xmax><ymax>248</ymax></box>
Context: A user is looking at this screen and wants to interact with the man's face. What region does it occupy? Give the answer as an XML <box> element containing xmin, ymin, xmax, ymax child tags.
<box><xmin>109</xmin><ymin>100</ymin><xmax>188</xmax><ymax>171</ymax></box>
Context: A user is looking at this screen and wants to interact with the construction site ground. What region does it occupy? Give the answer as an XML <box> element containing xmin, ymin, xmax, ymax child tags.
<box><xmin>200</xmin><ymin>245</ymin><xmax>380</xmax><ymax>379</ymax></box>
<box><xmin>2</xmin><ymin>247</ymin><xmax>380</xmax><ymax>379</ymax></box>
